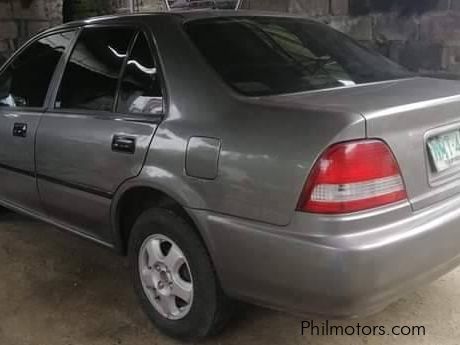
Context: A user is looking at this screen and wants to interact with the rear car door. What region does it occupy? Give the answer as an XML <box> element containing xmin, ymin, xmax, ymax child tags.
<box><xmin>36</xmin><ymin>25</ymin><xmax>164</xmax><ymax>243</ymax></box>
<box><xmin>0</xmin><ymin>30</ymin><xmax>76</xmax><ymax>212</ymax></box>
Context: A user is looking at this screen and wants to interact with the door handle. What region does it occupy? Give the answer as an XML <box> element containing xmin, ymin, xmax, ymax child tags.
<box><xmin>112</xmin><ymin>135</ymin><xmax>136</xmax><ymax>154</ymax></box>
<box><xmin>13</xmin><ymin>123</ymin><xmax>27</xmax><ymax>137</ymax></box>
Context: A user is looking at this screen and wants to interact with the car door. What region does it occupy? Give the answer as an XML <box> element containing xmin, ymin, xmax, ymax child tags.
<box><xmin>0</xmin><ymin>30</ymin><xmax>76</xmax><ymax>212</ymax></box>
<box><xmin>36</xmin><ymin>25</ymin><xmax>164</xmax><ymax>243</ymax></box>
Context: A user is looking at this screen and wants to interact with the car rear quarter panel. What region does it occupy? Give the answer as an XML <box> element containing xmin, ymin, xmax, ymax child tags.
<box><xmin>134</xmin><ymin>16</ymin><xmax>366</xmax><ymax>226</ymax></box>
<box><xmin>274</xmin><ymin>78</ymin><xmax>460</xmax><ymax>212</ymax></box>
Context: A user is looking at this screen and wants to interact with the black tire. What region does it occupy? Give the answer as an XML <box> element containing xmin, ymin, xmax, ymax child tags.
<box><xmin>128</xmin><ymin>207</ymin><xmax>233</xmax><ymax>340</ymax></box>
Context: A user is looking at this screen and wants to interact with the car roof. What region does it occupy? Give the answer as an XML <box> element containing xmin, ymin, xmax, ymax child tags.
<box><xmin>48</xmin><ymin>10</ymin><xmax>313</xmax><ymax>32</ymax></box>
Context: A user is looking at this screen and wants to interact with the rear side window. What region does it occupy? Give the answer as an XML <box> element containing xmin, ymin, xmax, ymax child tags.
<box><xmin>55</xmin><ymin>27</ymin><xmax>135</xmax><ymax>112</ymax></box>
<box><xmin>0</xmin><ymin>31</ymin><xmax>75</xmax><ymax>108</ymax></box>
<box><xmin>117</xmin><ymin>32</ymin><xmax>163</xmax><ymax>114</ymax></box>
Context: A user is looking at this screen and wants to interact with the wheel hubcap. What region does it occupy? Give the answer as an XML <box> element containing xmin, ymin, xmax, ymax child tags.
<box><xmin>138</xmin><ymin>234</ymin><xmax>193</xmax><ymax>320</ymax></box>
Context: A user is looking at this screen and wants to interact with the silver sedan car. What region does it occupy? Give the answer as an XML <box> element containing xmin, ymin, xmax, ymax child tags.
<box><xmin>1</xmin><ymin>10</ymin><xmax>460</xmax><ymax>340</ymax></box>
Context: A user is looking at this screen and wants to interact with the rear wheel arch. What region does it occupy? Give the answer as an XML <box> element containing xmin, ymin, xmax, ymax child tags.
<box><xmin>112</xmin><ymin>185</ymin><xmax>209</xmax><ymax>257</ymax></box>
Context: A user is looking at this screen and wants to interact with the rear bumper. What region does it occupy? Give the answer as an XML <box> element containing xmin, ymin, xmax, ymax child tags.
<box><xmin>189</xmin><ymin>194</ymin><xmax>460</xmax><ymax>318</ymax></box>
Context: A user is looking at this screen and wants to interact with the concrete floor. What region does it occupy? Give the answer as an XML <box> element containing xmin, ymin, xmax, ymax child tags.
<box><xmin>1</xmin><ymin>212</ymin><xmax>460</xmax><ymax>345</ymax></box>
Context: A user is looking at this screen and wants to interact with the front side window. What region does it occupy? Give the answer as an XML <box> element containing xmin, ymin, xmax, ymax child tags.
<box><xmin>0</xmin><ymin>31</ymin><xmax>75</xmax><ymax>108</ymax></box>
<box><xmin>117</xmin><ymin>32</ymin><xmax>163</xmax><ymax>115</ymax></box>
<box><xmin>185</xmin><ymin>17</ymin><xmax>411</xmax><ymax>96</ymax></box>
<box><xmin>55</xmin><ymin>27</ymin><xmax>135</xmax><ymax>112</ymax></box>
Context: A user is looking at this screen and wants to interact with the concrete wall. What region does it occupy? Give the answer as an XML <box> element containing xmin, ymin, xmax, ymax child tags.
<box><xmin>242</xmin><ymin>0</ymin><xmax>460</xmax><ymax>77</ymax></box>
<box><xmin>0</xmin><ymin>0</ymin><xmax>62</xmax><ymax>63</ymax></box>
<box><xmin>64</xmin><ymin>0</ymin><xmax>164</xmax><ymax>20</ymax></box>
<box><xmin>109</xmin><ymin>0</ymin><xmax>165</xmax><ymax>13</ymax></box>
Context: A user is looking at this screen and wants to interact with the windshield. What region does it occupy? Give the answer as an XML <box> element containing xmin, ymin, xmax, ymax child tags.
<box><xmin>185</xmin><ymin>16</ymin><xmax>412</xmax><ymax>96</ymax></box>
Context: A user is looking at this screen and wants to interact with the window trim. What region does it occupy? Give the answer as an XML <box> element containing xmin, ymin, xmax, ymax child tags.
<box><xmin>0</xmin><ymin>28</ymin><xmax>79</xmax><ymax>113</ymax></box>
<box><xmin>115</xmin><ymin>30</ymin><xmax>166</xmax><ymax>117</ymax></box>
<box><xmin>113</xmin><ymin>30</ymin><xmax>139</xmax><ymax>114</ymax></box>
<box><xmin>47</xmin><ymin>22</ymin><xmax>168</xmax><ymax>119</ymax></box>
<box><xmin>145</xmin><ymin>24</ymin><xmax>169</xmax><ymax>117</ymax></box>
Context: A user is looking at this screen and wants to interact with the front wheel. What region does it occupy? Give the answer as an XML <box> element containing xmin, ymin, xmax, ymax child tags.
<box><xmin>128</xmin><ymin>208</ymin><xmax>233</xmax><ymax>340</ymax></box>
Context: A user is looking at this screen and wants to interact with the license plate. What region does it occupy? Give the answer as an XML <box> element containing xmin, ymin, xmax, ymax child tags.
<box><xmin>428</xmin><ymin>129</ymin><xmax>460</xmax><ymax>173</ymax></box>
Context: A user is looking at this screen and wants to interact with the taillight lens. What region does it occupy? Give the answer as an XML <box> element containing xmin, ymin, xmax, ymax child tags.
<box><xmin>297</xmin><ymin>140</ymin><xmax>407</xmax><ymax>214</ymax></box>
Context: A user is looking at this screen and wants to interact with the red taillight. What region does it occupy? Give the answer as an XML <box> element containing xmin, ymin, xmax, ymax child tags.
<box><xmin>297</xmin><ymin>140</ymin><xmax>407</xmax><ymax>214</ymax></box>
